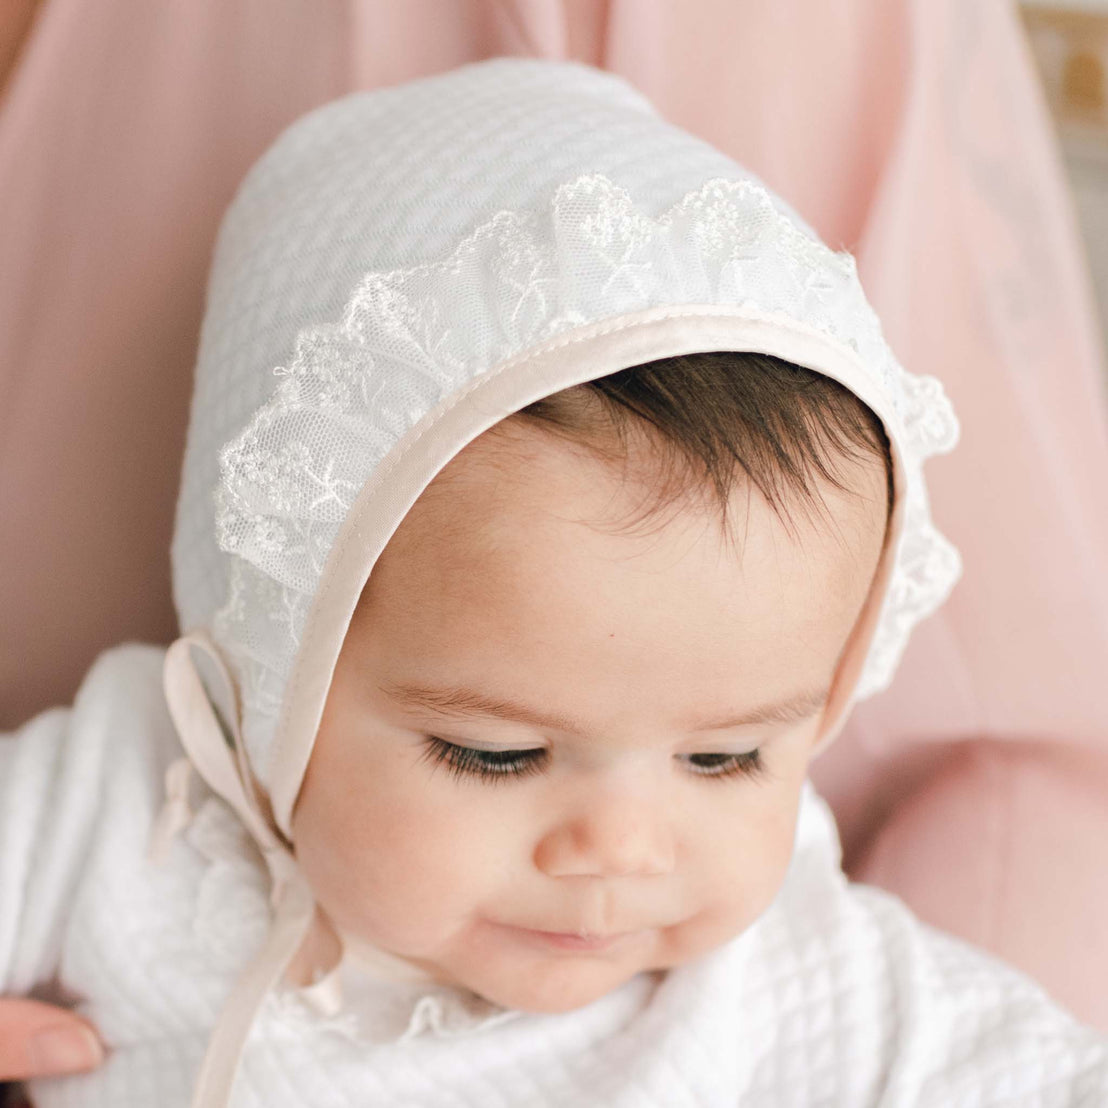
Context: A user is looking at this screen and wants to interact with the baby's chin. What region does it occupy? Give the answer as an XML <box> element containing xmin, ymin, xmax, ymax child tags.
<box><xmin>436</xmin><ymin>925</ymin><xmax>697</xmax><ymax>1015</ymax></box>
<box><xmin>454</xmin><ymin>950</ymin><xmax>658</xmax><ymax>1015</ymax></box>
<box><xmin>422</xmin><ymin>908</ymin><xmax>759</xmax><ymax>1014</ymax></box>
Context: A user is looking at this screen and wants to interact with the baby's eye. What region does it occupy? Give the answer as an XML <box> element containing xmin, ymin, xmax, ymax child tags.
<box><xmin>420</xmin><ymin>737</ymin><xmax>766</xmax><ymax>785</ymax></box>
<box><xmin>681</xmin><ymin>750</ymin><xmax>766</xmax><ymax>782</ymax></box>
<box><xmin>420</xmin><ymin>737</ymin><xmax>547</xmax><ymax>784</ymax></box>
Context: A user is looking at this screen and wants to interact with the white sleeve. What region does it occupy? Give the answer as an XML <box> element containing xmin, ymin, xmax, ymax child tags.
<box><xmin>0</xmin><ymin>703</ymin><xmax>81</xmax><ymax>993</ymax></box>
<box><xmin>0</xmin><ymin>643</ymin><xmax>168</xmax><ymax>995</ymax></box>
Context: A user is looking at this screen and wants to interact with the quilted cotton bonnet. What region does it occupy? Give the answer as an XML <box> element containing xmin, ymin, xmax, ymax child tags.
<box><xmin>162</xmin><ymin>56</ymin><xmax>961</xmax><ymax>1105</ymax></box>
<box><xmin>171</xmin><ymin>56</ymin><xmax>959</xmax><ymax>841</ymax></box>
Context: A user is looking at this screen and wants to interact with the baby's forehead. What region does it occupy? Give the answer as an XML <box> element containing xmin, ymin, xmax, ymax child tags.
<box><xmin>399</xmin><ymin>417</ymin><xmax>701</xmax><ymax>559</ymax></box>
<box><xmin>362</xmin><ymin>412</ymin><xmax>888</xmax><ymax>631</ymax></box>
<box><xmin>412</xmin><ymin>411</ymin><xmax>886</xmax><ymax>546</ymax></box>
<box><xmin>348</xmin><ymin>441</ymin><xmax>883</xmax><ymax>744</ymax></box>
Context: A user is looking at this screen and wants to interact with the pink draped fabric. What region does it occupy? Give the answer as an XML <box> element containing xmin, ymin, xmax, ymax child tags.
<box><xmin>1</xmin><ymin>0</ymin><xmax>1106</xmax><ymax>1029</ymax></box>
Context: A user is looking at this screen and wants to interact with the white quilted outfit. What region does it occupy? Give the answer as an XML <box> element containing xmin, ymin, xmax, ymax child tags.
<box><xmin>2</xmin><ymin>57</ymin><xmax>1107</xmax><ymax>1106</ymax></box>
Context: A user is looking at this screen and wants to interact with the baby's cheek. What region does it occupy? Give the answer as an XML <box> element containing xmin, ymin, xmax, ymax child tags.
<box><xmin>301</xmin><ymin>776</ymin><xmax>509</xmax><ymax>954</ymax></box>
<box><xmin>694</xmin><ymin>797</ymin><xmax>800</xmax><ymax>922</ymax></box>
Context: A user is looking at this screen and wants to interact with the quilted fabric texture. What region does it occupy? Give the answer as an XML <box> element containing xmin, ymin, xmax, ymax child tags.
<box><xmin>0</xmin><ymin>644</ymin><xmax>1105</xmax><ymax>1106</ymax></box>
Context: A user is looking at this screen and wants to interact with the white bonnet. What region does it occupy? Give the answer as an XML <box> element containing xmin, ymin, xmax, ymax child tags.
<box><xmin>171</xmin><ymin>57</ymin><xmax>960</xmax><ymax>837</ymax></box>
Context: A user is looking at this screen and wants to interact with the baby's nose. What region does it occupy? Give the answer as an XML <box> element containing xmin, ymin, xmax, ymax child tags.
<box><xmin>533</xmin><ymin>788</ymin><xmax>675</xmax><ymax>879</ymax></box>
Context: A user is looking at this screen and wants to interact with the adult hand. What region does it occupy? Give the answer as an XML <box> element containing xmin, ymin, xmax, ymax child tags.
<box><xmin>0</xmin><ymin>998</ymin><xmax>103</xmax><ymax>1080</ymax></box>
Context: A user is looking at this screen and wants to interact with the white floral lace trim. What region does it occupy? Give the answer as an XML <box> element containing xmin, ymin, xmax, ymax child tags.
<box><xmin>262</xmin><ymin>971</ymin><xmax>521</xmax><ymax>1046</ymax></box>
<box><xmin>211</xmin><ymin>172</ymin><xmax>960</xmax><ymax>779</ymax></box>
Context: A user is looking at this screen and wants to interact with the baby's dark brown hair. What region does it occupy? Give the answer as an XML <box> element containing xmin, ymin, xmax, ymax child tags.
<box><xmin>503</xmin><ymin>350</ymin><xmax>894</xmax><ymax>542</ymax></box>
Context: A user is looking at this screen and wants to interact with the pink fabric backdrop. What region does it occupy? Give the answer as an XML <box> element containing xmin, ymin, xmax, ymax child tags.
<box><xmin>1</xmin><ymin>0</ymin><xmax>1106</xmax><ymax>1029</ymax></box>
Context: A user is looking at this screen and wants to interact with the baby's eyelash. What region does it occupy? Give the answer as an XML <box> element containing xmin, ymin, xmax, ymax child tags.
<box><xmin>684</xmin><ymin>749</ymin><xmax>767</xmax><ymax>783</ymax></box>
<box><xmin>419</xmin><ymin>737</ymin><xmax>546</xmax><ymax>785</ymax></box>
<box><xmin>419</xmin><ymin>737</ymin><xmax>767</xmax><ymax>785</ymax></box>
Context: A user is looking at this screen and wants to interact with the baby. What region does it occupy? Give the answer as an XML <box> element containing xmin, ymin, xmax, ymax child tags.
<box><xmin>294</xmin><ymin>348</ymin><xmax>890</xmax><ymax>1018</ymax></box>
<box><xmin>2</xmin><ymin>57</ymin><xmax>1106</xmax><ymax>1107</ymax></box>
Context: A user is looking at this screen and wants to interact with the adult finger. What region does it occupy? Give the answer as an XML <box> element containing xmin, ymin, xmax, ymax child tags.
<box><xmin>0</xmin><ymin>998</ymin><xmax>103</xmax><ymax>1080</ymax></box>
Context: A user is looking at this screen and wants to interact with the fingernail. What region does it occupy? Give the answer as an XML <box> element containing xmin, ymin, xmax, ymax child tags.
<box><xmin>28</xmin><ymin>1024</ymin><xmax>103</xmax><ymax>1074</ymax></box>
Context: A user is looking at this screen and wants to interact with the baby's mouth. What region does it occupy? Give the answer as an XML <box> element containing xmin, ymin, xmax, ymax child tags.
<box><xmin>492</xmin><ymin>921</ymin><xmax>644</xmax><ymax>953</ymax></box>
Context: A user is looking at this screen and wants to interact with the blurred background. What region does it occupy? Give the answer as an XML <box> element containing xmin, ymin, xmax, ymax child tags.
<box><xmin>1022</xmin><ymin>0</ymin><xmax>1108</xmax><ymax>353</ymax></box>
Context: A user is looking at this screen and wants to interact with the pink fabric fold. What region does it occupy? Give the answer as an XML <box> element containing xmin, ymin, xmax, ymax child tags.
<box><xmin>1</xmin><ymin>0</ymin><xmax>1105</xmax><ymax>1029</ymax></box>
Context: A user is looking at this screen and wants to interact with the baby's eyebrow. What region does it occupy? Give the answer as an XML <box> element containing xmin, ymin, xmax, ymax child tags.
<box><xmin>378</xmin><ymin>681</ymin><xmax>830</xmax><ymax>734</ymax></box>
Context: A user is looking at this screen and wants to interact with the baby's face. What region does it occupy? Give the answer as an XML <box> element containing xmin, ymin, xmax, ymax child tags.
<box><xmin>293</xmin><ymin>419</ymin><xmax>887</xmax><ymax>1014</ymax></box>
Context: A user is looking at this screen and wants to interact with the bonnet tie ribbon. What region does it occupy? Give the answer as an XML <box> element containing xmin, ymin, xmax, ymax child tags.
<box><xmin>157</xmin><ymin>631</ymin><xmax>329</xmax><ymax>1108</ymax></box>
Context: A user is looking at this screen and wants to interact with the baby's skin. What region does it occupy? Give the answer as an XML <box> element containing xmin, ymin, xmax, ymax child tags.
<box><xmin>292</xmin><ymin>414</ymin><xmax>888</xmax><ymax>1015</ymax></box>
